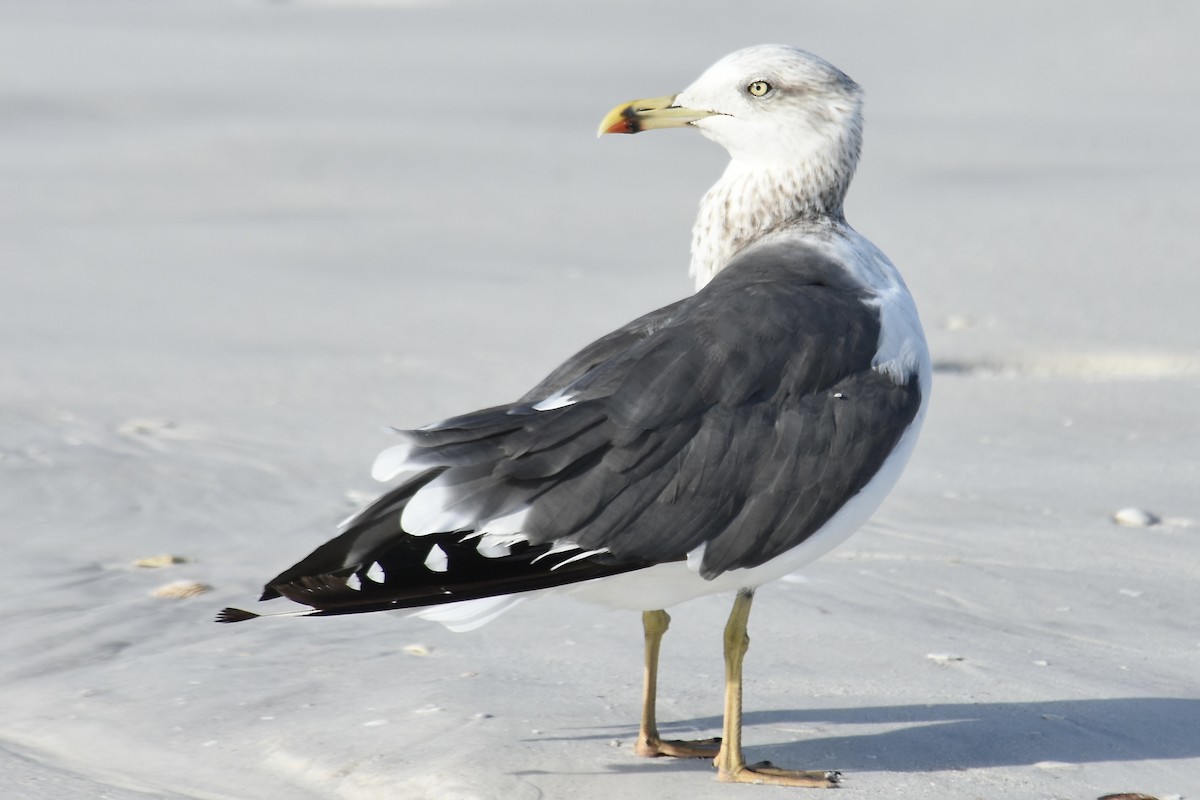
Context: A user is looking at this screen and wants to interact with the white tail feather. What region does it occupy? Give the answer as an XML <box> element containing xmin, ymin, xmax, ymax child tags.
<box><xmin>410</xmin><ymin>594</ymin><xmax>528</xmax><ymax>632</ymax></box>
<box><xmin>371</xmin><ymin>443</ymin><xmax>428</xmax><ymax>482</ymax></box>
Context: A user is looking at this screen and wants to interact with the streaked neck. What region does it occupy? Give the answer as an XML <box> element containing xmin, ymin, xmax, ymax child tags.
<box><xmin>689</xmin><ymin>156</ymin><xmax>855</xmax><ymax>290</ymax></box>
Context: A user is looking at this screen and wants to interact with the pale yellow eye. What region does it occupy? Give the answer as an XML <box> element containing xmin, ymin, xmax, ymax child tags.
<box><xmin>747</xmin><ymin>80</ymin><xmax>772</xmax><ymax>97</ymax></box>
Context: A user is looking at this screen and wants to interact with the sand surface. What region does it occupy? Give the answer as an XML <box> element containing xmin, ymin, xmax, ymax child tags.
<box><xmin>2</xmin><ymin>2</ymin><xmax>1198</xmax><ymax>798</ymax></box>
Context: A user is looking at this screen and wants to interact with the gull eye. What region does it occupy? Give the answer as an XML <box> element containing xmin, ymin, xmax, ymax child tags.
<box><xmin>747</xmin><ymin>80</ymin><xmax>772</xmax><ymax>97</ymax></box>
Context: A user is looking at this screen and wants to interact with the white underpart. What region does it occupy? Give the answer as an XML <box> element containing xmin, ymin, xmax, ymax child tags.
<box><xmin>423</xmin><ymin>544</ymin><xmax>448</xmax><ymax>573</ymax></box>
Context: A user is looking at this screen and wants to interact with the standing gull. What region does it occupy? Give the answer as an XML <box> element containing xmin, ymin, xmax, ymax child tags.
<box><xmin>220</xmin><ymin>44</ymin><xmax>930</xmax><ymax>787</ymax></box>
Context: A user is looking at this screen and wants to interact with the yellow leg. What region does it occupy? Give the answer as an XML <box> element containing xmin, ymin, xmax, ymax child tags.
<box><xmin>714</xmin><ymin>590</ymin><xmax>841</xmax><ymax>787</ymax></box>
<box><xmin>635</xmin><ymin>609</ymin><xmax>722</xmax><ymax>759</ymax></box>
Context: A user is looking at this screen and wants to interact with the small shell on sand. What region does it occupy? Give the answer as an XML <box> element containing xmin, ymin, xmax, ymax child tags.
<box><xmin>926</xmin><ymin>653</ymin><xmax>965</xmax><ymax>664</ymax></box>
<box><xmin>134</xmin><ymin>554</ymin><xmax>188</xmax><ymax>568</ymax></box>
<box><xmin>403</xmin><ymin>643</ymin><xmax>432</xmax><ymax>657</ymax></box>
<box><xmin>152</xmin><ymin>580</ymin><xmax>212</xmax><ymax>599</ymax></box>
<box><xmin>1113</xmin><ymin>507</ymin><xmax>1160</xmax><ymax>527</ymax></box>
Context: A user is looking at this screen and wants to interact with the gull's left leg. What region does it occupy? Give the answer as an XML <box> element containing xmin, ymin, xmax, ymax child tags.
<box><xmin>714</xmin><ymin>590</ymin><xmax>841</xmax><ymax>787</ymax></box>
<box><xmin>634</xmin><ymin>609</ymin><xmax>722</xmax><ymax>759</ymax></box>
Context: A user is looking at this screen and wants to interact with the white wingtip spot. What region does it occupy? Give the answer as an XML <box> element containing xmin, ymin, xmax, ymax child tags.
<box><xmin>550</xmin><ymin>548</ymin><xmax>609</xmax><ymax>571</ymax></box>
<box><xmin>366</xmin><ymin>561</ymin><xmax>385</xmax><ymax>583</ymax></box>
<box><xmin>346</xmin><ymin>573</ymin><xmax>362</xmax><ymax>591</ymax></box>
<box><xmin>424</xmin><ymin>544</ymin><xmax>449</xmax><ymax>573</ymax></box>
<box><xmin>531</xmin><ymin>391</ymin><xmax>577</xmax><ymax>412</ymax></box>
<box><xmin>475</xmin><ymin>536</ymin><xmax>514</xmax><ymax>559</ymax></box>
<box><xmin>531</xmin><ymin>540</ymin><xmax>580</xmax><ymax>565</ymax></box>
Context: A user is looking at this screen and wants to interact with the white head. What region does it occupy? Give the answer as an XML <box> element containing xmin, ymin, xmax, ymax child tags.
<box><xmin>600</xmin><ymin>45</ymin><xmax>866</xmax><ymax>285</ymax></box>
<box><xmin>677</xmin><ymin>45</ymin><xmax>863</xmax><ymax>198</ymax></box>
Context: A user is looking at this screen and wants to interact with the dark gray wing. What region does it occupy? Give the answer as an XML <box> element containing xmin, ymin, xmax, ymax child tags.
<box><xmin>389</xmin><ymin>240</ymin><xmax>922</xmax><ymax>578</ymax></box>
<box><xmin>222</xmin><ymin>241</ymin><xmax>921</xmax><ymax>622</ymax></box>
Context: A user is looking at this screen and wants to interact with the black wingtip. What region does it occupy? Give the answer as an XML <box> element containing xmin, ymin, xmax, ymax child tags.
<box><xmin>215</xmin><ymin>607</ymin><xmax>259</xmax><ymax>624</ymax></box>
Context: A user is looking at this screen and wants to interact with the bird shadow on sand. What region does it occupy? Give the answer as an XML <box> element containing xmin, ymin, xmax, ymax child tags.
<box><xmin>534</xmin><ymin>697</ymin><xmax>1200</xmax><ymax>775</ymax></box>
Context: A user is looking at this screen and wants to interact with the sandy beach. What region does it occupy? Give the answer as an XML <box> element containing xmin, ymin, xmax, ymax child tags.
<box><xmin>1</xmin><ymin>2</ymin><xmax>1197</xmax><ymax>798</ymax></box>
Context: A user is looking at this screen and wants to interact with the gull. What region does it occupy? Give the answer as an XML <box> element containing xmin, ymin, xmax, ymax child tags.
<box><xmin>220</xmin><ymin>44</ymin><xmax>930</xmax><ymax>787</ymax></box>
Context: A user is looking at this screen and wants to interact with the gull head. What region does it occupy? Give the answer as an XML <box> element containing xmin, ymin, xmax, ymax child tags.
<box><xmin>600</xmin><ymin>44</ymin><xmax>863</xmax><ymax>174</ymax></box>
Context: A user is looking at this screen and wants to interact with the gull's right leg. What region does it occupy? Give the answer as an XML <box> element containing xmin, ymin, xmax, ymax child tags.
<box><xmin>635</xmin><ymin>609</ymin><xmax>722</xmax><ymax>759</ymax></box>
